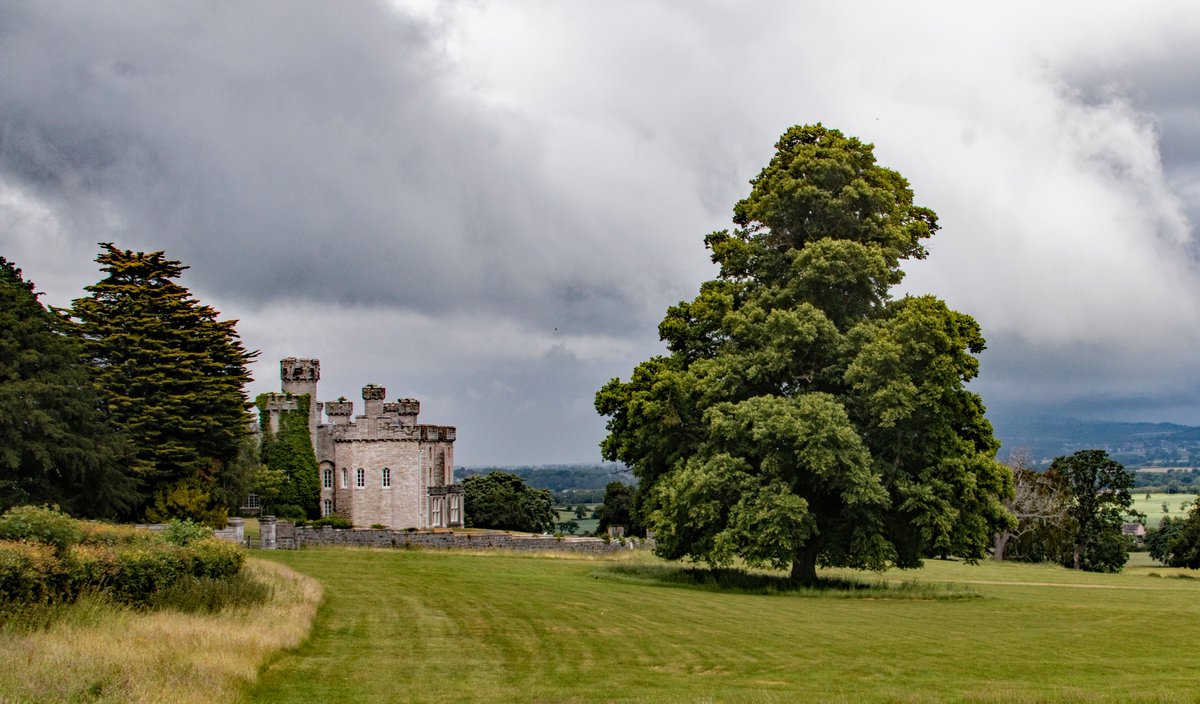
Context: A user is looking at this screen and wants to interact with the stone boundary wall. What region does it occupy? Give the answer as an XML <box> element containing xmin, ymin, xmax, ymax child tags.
<box><xmin>278</xmin><ymin>522</ymin><xmax>649</xmax><ymax>554</ymax></box>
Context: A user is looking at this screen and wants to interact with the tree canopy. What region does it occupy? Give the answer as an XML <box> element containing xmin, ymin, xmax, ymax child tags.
<box><xmin>596</xmin><ymin>124</ymin><xmax>1012</xmax><ymax>583</ymax></box>
<box><xmin>1051</xmin><ymin>449</ymin><xmax>1134</xmax><ymax>572</ymax></box>
<box><xmin>594</xmin><ymin>481</ymin><xmax>644</xmax><ymax>537</ymax></box>
<box><xmin>0</xmin><ymin>257</ymin><xmax>136</xmax><ymax>517</ymax></box>
<box><xmin>463</xmin><ymin>471</ymin><xmax>556</xmax><ymax>534</ymax></box>
<box><xmin>68</xmin><ymin>244</ymin><xmax>256</xmax><ymax>522</ymax></box>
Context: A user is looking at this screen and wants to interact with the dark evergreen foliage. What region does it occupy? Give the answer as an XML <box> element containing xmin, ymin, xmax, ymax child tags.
<box><xmin>68</xmin><ymin>244</ymin><xmax>256</xmax><ymax>521</ymax></box>
<box><xmin>0</xmin><ymin>257</ymin><xmax>136</xmax><ymax>517</ymax></box>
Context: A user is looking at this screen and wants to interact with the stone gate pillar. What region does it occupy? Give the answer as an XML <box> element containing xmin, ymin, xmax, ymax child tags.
<box><xmin>261</xmin><ymin>515</ymin><xmax>277</xmax><ymax>550</ymax></box>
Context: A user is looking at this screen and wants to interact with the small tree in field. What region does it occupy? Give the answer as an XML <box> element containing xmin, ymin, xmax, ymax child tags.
<box><xmin>1051</xmin><ymin>449</ymin><xmax>1134</xmax><ymax>572</ymax></box>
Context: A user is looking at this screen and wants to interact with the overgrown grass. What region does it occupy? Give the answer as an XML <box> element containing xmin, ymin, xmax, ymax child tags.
<box><xmin>250</xmin><ymin>548</ymin><xmax>1200</xmax><ymax>703</ymax></box>
<box><xmin>0</xmin><ymin>559</ymin><xmax>321</xmax><ymax>704</ymax></box>
<box><xmin>592</xmin><ymin>562</ymin><xmax>979</xmax><ymax>600</ymax></box>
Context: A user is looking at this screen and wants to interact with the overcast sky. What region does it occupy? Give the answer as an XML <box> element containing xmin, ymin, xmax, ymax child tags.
<box><xmin>3</xmin><ymin>1</ymin><xmax>1200</xmax><ymax>465</ymax></box>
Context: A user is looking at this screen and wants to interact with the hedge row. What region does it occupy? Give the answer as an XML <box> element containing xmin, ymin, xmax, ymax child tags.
<box><xmin>0</xmin><ymin>506</ymin><xmax>245</xmax><ymax>606</ymax></box>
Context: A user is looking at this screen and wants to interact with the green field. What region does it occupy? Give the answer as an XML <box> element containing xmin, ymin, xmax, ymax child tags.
<box><xmin>555</xmin><ymin>505</ymin><xmax>600</xmax><ymax>535</ymax></box>
<box><xmin>248</xmin><ymin>548</ymin><xmax>1200</xmax><ymax>703</ymax></box>
<box><xmin>1130</xmin><ymin>492</ymin><xmax>1198</xmax><ymax>528</ymax></box>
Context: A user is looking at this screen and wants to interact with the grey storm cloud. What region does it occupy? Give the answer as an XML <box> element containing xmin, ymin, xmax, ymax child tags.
<box><xmin>0</xmin><ymin>0</ymin><xmax>684</xmax><ymax>337</ymax></box>
<box><xmin>4</xmin><ymin>0</ymin><xmax>1200</xmax><ymax>463</ymax></box>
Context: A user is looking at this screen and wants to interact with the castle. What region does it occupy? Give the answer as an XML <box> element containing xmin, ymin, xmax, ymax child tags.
<box><xmin>260</xmin><ymin>358</ymin><xmax>464</xmax><ymax>529</ymax></box>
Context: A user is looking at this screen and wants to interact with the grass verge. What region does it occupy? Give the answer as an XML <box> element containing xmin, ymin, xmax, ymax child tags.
<box><xmin>0</xmin><ymin>558</ymin><xmax>321</xmax><ymax>704</ymax></box>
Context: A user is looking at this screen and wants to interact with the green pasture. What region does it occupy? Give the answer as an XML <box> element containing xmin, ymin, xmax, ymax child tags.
<box><xmin>249</xmin><ymin>548</ymin><xmax>1200</xmax><ymax>703</ymax></box>
<box><xmin>1130</xmin><ymin>492</ymin><xmax>1198</xmax><ymax>527</ymax></box>
<box><xmin>555</xmin><ymin>505</ymin><xmax>600</xmax><ymax>535</ymax></box>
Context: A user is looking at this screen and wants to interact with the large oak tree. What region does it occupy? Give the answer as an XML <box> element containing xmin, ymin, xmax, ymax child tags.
<box><xmin>597</xmin><ymin>125</ymin><xmax>1012</xmax><ymax>583</ymax></box>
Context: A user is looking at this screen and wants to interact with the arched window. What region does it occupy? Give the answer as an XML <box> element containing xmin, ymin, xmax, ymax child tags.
<box><xmin>341</xmin><ymin>468</ymin><xmax>348</xmax><ymax>488</ymax></box>
<box><xmin>322</xmin><ymin>468</ymin><xmax>333</xmax><ymax>489</ymax></box>
<box><xmin>356</xmin><ymin>468</ymin><xmax>365</xmax><ymax>488</ymax></box>
<box><xmin>382</xmin><ymin>467</ymin><xmax>391</xmax><ymax>488</ymax></box>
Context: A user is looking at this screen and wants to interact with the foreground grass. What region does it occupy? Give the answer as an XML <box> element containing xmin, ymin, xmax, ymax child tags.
<box><xmin>250</xmin><ymin>548</ymin><xmax>1200</xmax><ymax>703</ymax></box>
<box><xmin>0</xmin><ymin>559</ymin><xmax>321</xmax><ymax>704</ymax></box>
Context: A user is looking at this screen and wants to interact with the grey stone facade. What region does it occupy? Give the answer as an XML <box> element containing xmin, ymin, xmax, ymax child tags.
<box><xmin>263</xmin><ymin>358</ymin><xmax>464</xmax><ymax>530</ymax></box>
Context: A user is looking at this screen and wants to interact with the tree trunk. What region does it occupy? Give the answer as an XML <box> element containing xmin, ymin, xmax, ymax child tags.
<box><xmin>993</xmin><ymin>531</ymin><xmax>1010</xmax><ymax>561</ymax></box>
<box><xmin>790</xmin><ymin>544</ymin><xmax>820</xmax><ymax>586</ymax></box>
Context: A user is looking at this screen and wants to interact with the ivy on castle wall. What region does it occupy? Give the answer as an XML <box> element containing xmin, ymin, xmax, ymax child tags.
<box><xmin>256</xmin><ymin>393</ymin><xmax>320</xmax><ymax>520</ymax></box>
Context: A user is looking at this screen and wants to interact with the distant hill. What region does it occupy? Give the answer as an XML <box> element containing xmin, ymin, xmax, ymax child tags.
<box><xmin>992</xmin><ymin>416</ymin><xmax>1200</xmax><ymax>469</ymax></box>
<box><xmin>455</xmin><ymin>463</ymin><xmax>634</xmax><ymax>503</ymax></box>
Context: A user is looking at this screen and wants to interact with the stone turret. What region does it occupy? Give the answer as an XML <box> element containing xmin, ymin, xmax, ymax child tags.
<box><xmin>280</xmin><ymin>357</ymin><xmax>320</xmax><ymax>453</ymax></box>
<box><xmin>362</xmin><ymin>384</ymin><xmax>386</xmax><ymax>419</ymax></box>
<box><xmin>396</xmin><ymin>398</ymin><xmax>420</xmax><ymax>427</ymax></box>
<box><xmin>325</xmin><ymin>398</ymin><xmax>354</xmax><ymax>425</ymax></box>
<box><xmin>281</xmin><ymin>358</ymin><xmax>319</xmax><ymax>396</ymax></box>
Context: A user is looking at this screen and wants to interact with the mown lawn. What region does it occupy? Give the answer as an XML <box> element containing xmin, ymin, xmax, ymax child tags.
<box><xmin>248</xmin><ymin>549</ymin><xmax>1200</xmax><ymax>703</ymax></box>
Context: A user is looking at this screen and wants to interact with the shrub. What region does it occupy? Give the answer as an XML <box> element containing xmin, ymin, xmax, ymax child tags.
<box><xmin>0</xmin><ymin>540</ymin><xmax>65</xmax><ymax>604</ymax></box>
<box><xmin>162</xmin><ymin>518</ymin><xmax>213</xmax><ymax>547</ymax></box>
<box><xmin>106</xmin><ymin>544</ymin><xmax>191</xmax><ymax>604</ymax></box>
<box><xmin>311</xmin><ymin>516</ymin><xmax>352</xmax><ymax>529</ymax></box>
<box><xmin>271</xmin><ymin>504</ymin><xmax>307</xmax><ymax>521</ymax></box>
<box><xmin>187</xmin><ymin>538</ymin><xmax>244</xmax><ymax>579</ymax></box>
<box><xmin>0</xmin><ymin>506</ymin><xmax>84</xmax><ymax>554</ymax></box>
<box><xmin>79</xmin><ymin>522</ymin><xmax>156</xmax><ymax>546</ymax></box>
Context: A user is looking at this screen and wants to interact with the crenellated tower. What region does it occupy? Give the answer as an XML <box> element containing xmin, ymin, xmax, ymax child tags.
<box><xmin>279</xmin><ymin>357</ymin><xmax>321</xmax><ymax>453</ymax></box>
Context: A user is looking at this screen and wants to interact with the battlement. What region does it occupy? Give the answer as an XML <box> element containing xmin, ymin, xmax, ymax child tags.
<box><xmin>362</xmin><ymin>384</ymin><xmax>386</xmax><ymax>401</ymax></box>
<box><xmin>261</xmin><ymin>392</ymin><xmax>299</xmax><ymax>413</ymax></box>
<box><xmin>281</xmin><ymin>358</ymin><xmax>320</xmax><ymax>397</ymax></box>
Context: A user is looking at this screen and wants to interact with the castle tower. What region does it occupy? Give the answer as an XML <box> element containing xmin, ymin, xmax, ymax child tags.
<box><xmin>281</xmin><ymin>358</ymin><xmax>320</xmax><ymax>396</ymax></box>
<box><xmin>280</xmin><ymin>357</ymin><xmax>320</xmax><ymax>453</ymax></box>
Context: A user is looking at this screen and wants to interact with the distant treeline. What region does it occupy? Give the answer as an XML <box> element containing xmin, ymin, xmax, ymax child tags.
<box><xmin>455</xmin><ymin>463</ymin><xmax>635</xmax><ymax>504</ymax></box>
<box><xmin>1133</xmin><ymin>468</ymin><xmax>1200</xmax><ymax>494</ymax></box>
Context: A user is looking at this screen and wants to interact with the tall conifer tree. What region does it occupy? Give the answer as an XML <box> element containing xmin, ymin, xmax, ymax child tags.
<box><xmin>70</xmin><ymin>244</ymin><xmax>256</xmax><ymax>522</ymax></box>
<box><xmin>0</xmin><ymin>257</ymin><xmax>136</xmax><ymax>516</ymax></box>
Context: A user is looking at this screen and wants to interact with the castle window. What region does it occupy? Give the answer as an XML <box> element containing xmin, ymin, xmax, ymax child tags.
<box><xmin>356</xmin><ymin>468</ymin><xmax>365</xmax><ymax>488</ymax></box>
<box><xmin>382</xmin><ymin>467</ymin><xmax>391</xmax><ymax>488</ymax></box>
<box><xmin>431</xmin><ymin>498</ymin><xmax>442</xmax><ymax>527</ymax></box>
<box><xmin>322</xmin><ymin>468</ymin><xmax>333</xmax><ymax>489</ymax></box>
<box><xmin>450</xmin><ymin>495</ymin><xmax>460</xmax><ymax>524</ymax></box>
<box><xmin>322</xmin><ymin>499</ymin><xmax>333</xmax><ymax>517</ymax></box>
<box><xmin>341</xmin><ymin>468</ymin><xmax>347</xmax><ymax>488</ymax></box>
